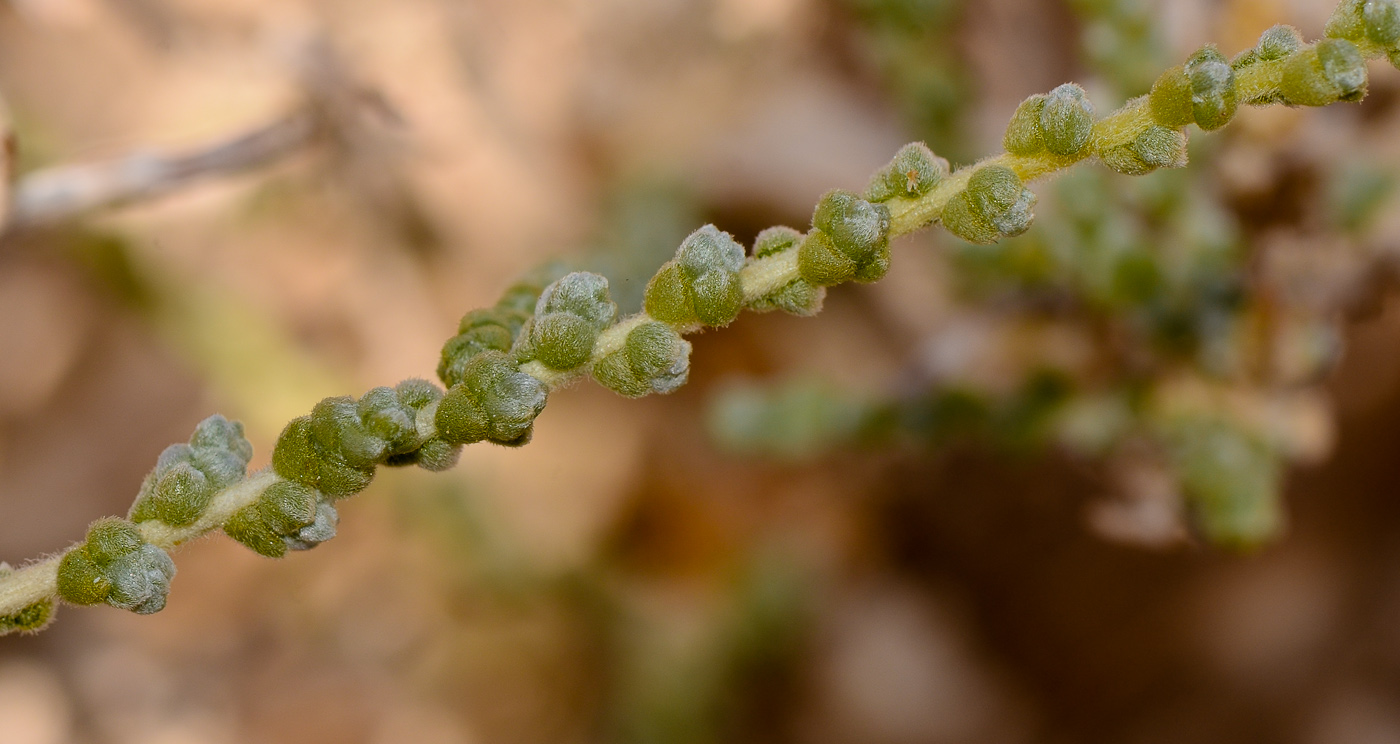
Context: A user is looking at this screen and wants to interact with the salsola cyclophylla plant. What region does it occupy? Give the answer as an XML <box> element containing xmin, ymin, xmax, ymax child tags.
<box><xmin>2</xmin><ymin>0</ymin><xmax>1399</xmax><ymax>636</ymax></box>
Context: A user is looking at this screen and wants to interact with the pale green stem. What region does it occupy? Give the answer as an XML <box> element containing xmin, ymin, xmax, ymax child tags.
<box><xmin>520</xmin><ymin>250</ymin><xmax>805</xmax><ymax>391</ymax></box>
<box><xmin>0</xmin><ymin>471</ymin><xmax>284</xmax><ymax>618</ymax></box>
<box><xmin>136</xmin><ymin>470</ymin><xmax>282</xmax><ymax>548</ymax></box>
<box><xmin>0</xmin><ymin>561</ymin><xmax>59</xmax><ymax>619</ymax></box>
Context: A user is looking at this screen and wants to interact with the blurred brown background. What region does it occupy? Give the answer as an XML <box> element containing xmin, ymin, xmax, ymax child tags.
<box><xmin>3</xmin><ymin>0</ymin><xmax>1400</xmax><ymax>742</ymax></box>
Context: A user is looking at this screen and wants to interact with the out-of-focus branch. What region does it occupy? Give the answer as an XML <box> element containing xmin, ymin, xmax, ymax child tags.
<box><xmin>6</xmin><ymin>111</ymin><xmax>318</xmax><ymax>229</ymax></box>
<box><xmin>0</xmin><ymin>35</ymin><xmax>404</xmax><ymax>233</ymax></box>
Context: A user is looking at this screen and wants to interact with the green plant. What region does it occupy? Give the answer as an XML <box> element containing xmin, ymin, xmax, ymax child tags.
<box><xmin>2</xmin><ymin>0</ymin><xmax>1398</xmax><ymax>636</ymax></box>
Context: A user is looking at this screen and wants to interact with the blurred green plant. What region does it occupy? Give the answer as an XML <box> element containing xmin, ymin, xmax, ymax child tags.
<box><xmin>3</xmin><ymin>0</ymin><xmax>1400</xmax><ymax>635</ymax></box>
<box><xmin>839</xmin><ymin>0</ymin><xmax>972</xmax><ymax>160</ymax></box>
<box><xmin>607</xmin><ymin>554</ymin><xmax>812</xmax><ymax>744</ymax></box>
<box><xmin>1070</xmin><ymin>0</ymin><xmax>1169</xmax><ymax>96</ymax></box>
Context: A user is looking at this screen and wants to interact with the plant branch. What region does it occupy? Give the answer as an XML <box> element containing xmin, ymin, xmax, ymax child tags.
<box><xmin>2</xmin><ymin>0</ymin><xmax>1397</xmax><ymax>635</ymax></box>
